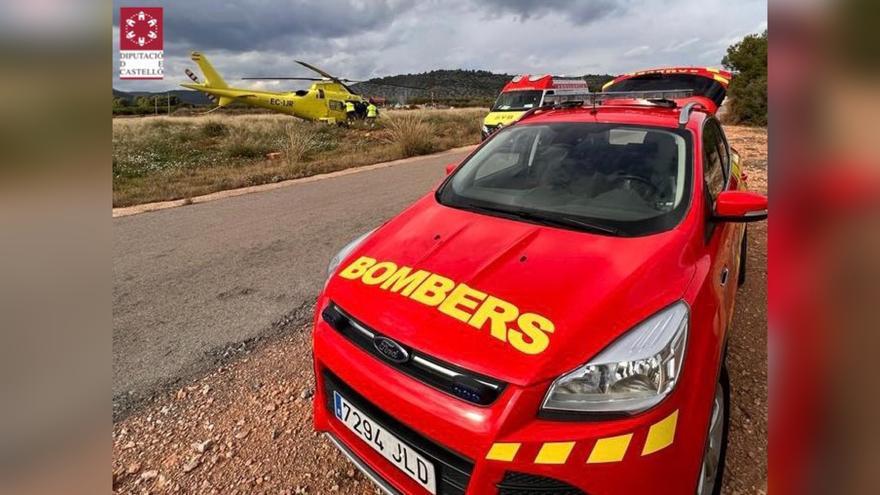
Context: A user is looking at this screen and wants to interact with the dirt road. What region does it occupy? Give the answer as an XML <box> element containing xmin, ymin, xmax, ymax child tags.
<box><xmin>113</xmin><ymin>127</ymin><xmax>767</xmax><ymax>493</ymax></box>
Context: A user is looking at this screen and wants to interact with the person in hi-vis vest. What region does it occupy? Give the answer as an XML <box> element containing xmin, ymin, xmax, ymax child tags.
<box><xmin>345</xmin><ymin>100</ymin><xmax>356</xmax><ymax>122</ymax></box>
<box><xmin>366</xmin><ymin>100</ymin><xmax>378</xmax><ymax>127</ymax></box>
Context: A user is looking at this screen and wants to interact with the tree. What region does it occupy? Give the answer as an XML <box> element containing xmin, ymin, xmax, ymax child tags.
<box><xmin>722</xmin><ymin>30</ymin><xmax>767</xmax><ymax>126</ymax></box>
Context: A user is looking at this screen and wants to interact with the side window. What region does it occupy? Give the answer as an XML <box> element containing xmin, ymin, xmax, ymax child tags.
<box><xmin>713</xmin><ymin>121</ymin><xmax>730</xmax><ymax>181</ymax></box>
<box><xmin>702</xmin><ymin>121</ymin><xmax>724</xmax><ymax>202</ymax></box>
<box><xmin>329</xmin><ymin>100</ymin><xmax>344</xmax><ymax>111</ymax></box>
<box><xmin>318</xmin><ymin>89</ymin><xmax>325</xmax><ymax>99</ymax></box>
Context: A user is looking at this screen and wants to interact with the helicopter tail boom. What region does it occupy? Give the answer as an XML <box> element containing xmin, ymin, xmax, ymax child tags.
<box><xmin>191</xmin><ymin>51</ymin><xmax>228</xmax><ymax>89</ymax></box>
<box><xmin>180</xmin><ymin>83</ymin><xmax>256</xmax><ymax>108</ymax></box>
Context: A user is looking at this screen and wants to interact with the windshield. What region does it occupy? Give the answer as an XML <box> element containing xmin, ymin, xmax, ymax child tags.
<box><xmin>437</xmin><ymin>123</ymin><xmax>692</xmax><ymax>236</ymax></box>
<box><xmin>492</xmin><ymin>90</ymin><xmax>543</xmax><ymax>111</ymax></box>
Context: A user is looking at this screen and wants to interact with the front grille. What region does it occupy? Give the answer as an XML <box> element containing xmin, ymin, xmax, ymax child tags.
<box><xmin>324</xmin><ymin>370</ymin><xmax>473</xmax><ymax>495</ymax></box>
<box><xmin>322</xmin><ymin>302</ymin><xmax>506</xmax><ymax>406</ymax></box>
<box><xmin>497</xmin><ymin>472</ymin><xmax>587</xmax><ymax>495</ymax></box>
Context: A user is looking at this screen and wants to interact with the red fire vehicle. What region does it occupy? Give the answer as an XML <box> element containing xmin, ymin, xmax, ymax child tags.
<box><xmin>313</xmin><ymin>69</ymin><xmax>765</xmax><ymax>495</ymax></box>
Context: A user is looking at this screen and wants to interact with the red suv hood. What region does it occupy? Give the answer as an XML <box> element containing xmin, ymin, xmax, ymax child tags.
<box><xmin>326</xmin><ymin>197</ymin><xmax>695</xmax><ymax>387</ymax></box>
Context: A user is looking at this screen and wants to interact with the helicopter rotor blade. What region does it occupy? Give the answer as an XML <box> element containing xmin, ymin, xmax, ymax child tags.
<box><xmin>333</xmin><ymin>76</ymin><xmax>426</xmax><ymax>91</ymax></box>
<box><xmin>295</xmin><ymin>60</ymin><xmax>337</xmax><ymax>80</ymax></box>
<box><xmin>292</xmin><ymin>60</ymin><xmax>426</xmax><ymax>93</ymax></box>
<box><xmin>241</xmin><ymin>77</ymin><xmax>324</xmax><ymax>81</ymax></box>
<box><xmin>294</xmin><ymin>60</ymin><xmax>361</xmax><ymax>95</ymax></box>
<box><xmin>353</xmin><ymin>81</ymin><xmax>427</xmax><ymax>90</ymax></box>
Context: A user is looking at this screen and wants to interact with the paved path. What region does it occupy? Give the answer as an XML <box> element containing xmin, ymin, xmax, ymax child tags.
<box><xmin>113</xmin><ymin>148</ymin><xmax>473</xmax><ymax>415</ymax></box>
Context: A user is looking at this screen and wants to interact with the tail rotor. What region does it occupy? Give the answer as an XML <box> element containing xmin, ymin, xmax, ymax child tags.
<box><xmin>184</xmin><ymin>68</ymin><xmax>218</xmax><ymax>105</ymax></box>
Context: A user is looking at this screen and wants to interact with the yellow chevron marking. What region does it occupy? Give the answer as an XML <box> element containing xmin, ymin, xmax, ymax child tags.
<box><xmin>486</xmin><ymin>443</ymin><xmax>520</xmax><ymax>462</ymax></box>
<box><xmin>535</xmin><ymin>442</ymin><xmax>576</xmax><ymax>464</ymax></box>
<box><xmin>642</xmin><ymin>410</ymin><xmax>679</xmax><ymax>455</ymax></box>
<box><xmin>587</xmin><ymin>434</ymin><xmax>632</xmax><ymax>463</ymax></box>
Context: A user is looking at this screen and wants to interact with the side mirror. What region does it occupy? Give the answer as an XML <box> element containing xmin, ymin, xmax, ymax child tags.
<box><xmin>713</xmin><ymin>190</ymin><xmax>768</xmax><ymax>222</ymax></box>
<box><xmin>445</xmin><ymin>163</ymin><xmax>457</xmax><ymax>176</ymax></box>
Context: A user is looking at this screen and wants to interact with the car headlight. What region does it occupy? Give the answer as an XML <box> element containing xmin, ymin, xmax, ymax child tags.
<box><xmin>326</xmin><ymin>229</ymin><xmax>375</xmax><ymax>280</ymax></box>
<box><xmin>541</xmin><ymin>301</ymin><xmax>688</xmax><ymax>415</ymax></box>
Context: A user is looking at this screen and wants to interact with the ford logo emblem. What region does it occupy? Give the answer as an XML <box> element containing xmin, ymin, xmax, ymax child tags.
<box><xmin>373</xmin><ymin>335</ymin><xmax>410</xmax><ymax>364</ymax></box>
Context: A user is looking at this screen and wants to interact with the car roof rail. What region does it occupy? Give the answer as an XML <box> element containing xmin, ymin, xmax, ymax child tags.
<box><xmin>545</xmin><ymin>89</ymin><xmax>693</xmax><ymax>107</ymax></box>
<box><xmin>521</xmin><ymin>89</ymin><xmax>695</xmax><ymax>116</ymax></box>
<box><xmin>678</xmin><ymin>101</ymin><xmax>706</xmax><ymax>127</ymax></box>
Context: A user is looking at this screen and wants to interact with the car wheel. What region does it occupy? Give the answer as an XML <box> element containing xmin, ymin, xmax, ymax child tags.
<box><xmin>696</xmin><ymin>366</ymin><xmax>730</xmax><ymax>495</ymax></box>
<box><xmin>737</xmin><ymin>228</ymin><xmax>748</xmax><ymax>287</ymax></box>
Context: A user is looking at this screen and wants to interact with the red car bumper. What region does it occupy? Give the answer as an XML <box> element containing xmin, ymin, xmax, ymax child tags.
<box><xmin>313</xmin><ymin>299</ymin><xmax>713</xmax><ymax>495</ymax></box>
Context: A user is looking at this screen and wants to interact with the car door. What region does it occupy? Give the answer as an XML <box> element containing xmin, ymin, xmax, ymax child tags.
<box><xmin>714</xmin><ymin>123</ymin><xmax>746</xmax><ymax>320</ymax></box>
<box><xmin>702</xmin><ymin>118</ymin><xmax>739</xmax><ymax>329</ymax></box>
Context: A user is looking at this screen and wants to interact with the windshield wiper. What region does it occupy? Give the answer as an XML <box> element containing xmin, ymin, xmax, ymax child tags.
<box><xmin>509</xmin><ymin>210</ymin><xmax>620</xmax><ymax>235</ymax></box>
<box><xmin>556</xmin><ymin>215</ymin><xmax>620</xmax><ymax>235</ymax></box>
<box><xmin>461</xmin><ymin>202</ymin><xmax>620</xmax><ymax>235</ymax></box>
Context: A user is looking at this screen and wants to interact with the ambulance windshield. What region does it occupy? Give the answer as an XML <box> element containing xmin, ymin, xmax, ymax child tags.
<box><xmin>438</xmin><ymin>123</ymin><xmax>693</xmax><ymax>236</ymax></box>
<box><xmin>492</xmin><ymin>90</ymin><xmax>543</xmax><ymax>111</ymax></box>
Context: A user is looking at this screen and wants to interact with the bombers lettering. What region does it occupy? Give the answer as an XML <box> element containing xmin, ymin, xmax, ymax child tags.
<box><xmin>338</xmin><ymin>256</ymin><xmax>555</xmax><ymax>355</ymax></box>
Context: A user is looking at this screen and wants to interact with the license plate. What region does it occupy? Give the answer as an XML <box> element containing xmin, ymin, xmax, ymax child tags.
<box><xmin>333</xmin><ymin>391</ymin><xmax>436</xmax><ymax>494</ymax></box>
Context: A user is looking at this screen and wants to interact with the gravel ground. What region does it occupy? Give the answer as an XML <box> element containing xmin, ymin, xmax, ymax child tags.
<box><xmin>112</xmin><ymin>126</ymin><xmax>768</xmax><ymax>494</ymax></box>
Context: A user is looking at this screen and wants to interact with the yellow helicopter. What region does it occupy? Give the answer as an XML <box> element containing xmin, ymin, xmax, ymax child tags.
<box><xmin>181</xmin><ymin>52</ymin><xmax>419</xmax><ymax>123</ymax></box>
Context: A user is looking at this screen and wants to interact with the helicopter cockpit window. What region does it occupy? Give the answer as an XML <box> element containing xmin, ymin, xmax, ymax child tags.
<box><xmin>318</xmin><ymin>89</ymin><xmax>325</xmax><ymax>99</ymax></box>
<box><xmin>329</xmin><ymin>100</ymin><xmax>344</xmax><ymax>111</ymax></box>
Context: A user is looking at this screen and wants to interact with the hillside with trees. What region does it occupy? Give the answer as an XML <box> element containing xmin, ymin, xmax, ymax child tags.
<box><xmin>353</xmin><ymin>69</ymin><xmax>614</xmax><ymax>106</ymax></box>
<box><xmin>113</xmin><ymin>89</ymin><xmax>212</xmax><ymax>115</ymax></box>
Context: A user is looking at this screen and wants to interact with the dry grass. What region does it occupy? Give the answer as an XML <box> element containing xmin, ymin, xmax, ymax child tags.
<box><xmin>386</xmin><ymin>112</ymin><xmax>435</xmax><ymax>156</ymax></box>
<box><xmin>112</xmin><ymin>109</ymin><xmax>484</xmax><ymax>207</ymax></box>
<box><xmin>285</xmin><ymin>126</ymin><xmax>319</xmax><ymax>165</ymax></box>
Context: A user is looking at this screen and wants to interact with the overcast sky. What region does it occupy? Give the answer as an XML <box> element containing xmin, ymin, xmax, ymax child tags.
<box><xmin>113</xmin><ymin>0</ymin><xmax>766</xmax><ymax>92</ymax></box>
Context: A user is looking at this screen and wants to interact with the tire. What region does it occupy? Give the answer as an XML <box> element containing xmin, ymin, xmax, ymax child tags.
<box><xmin>737</xmin><ymin>228</ymin><xmax>748</xmax><ymax>287</ymax></box>
<box><xmin>696</xmin><ymin>366</ymin><xmax>730</xmax><ymax>495</ymax></box>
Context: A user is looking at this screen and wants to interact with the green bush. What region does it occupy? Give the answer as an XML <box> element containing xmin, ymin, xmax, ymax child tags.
<box><xmin>723</xmin><ymin>31</ymin><xmax>767</xmax><ymax>126</ymax></box>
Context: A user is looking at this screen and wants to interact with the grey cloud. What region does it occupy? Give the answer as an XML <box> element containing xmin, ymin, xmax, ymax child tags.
<box><xmin>114</xmin><ymin>0</ymin><xmax>415</xmax><ymax>52</ymax></box>
<box><xmin>623</xmin><ymin>45</ymin><xmax>652</xmax><ymax>58</ymax></box>
<box><xmin>475</xmin><ymin>0</ymin><xmax>625</xmax><ymax>23</ymax></box>
<box><xmin>663</xmin><ymin>37</ymin><xmax>701</xmax><ymax>52</ymax></box>
<box><xmin>112</xmin><ymin>0</ymin><xmax>766</xmax><ymax>92</ymax></box>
